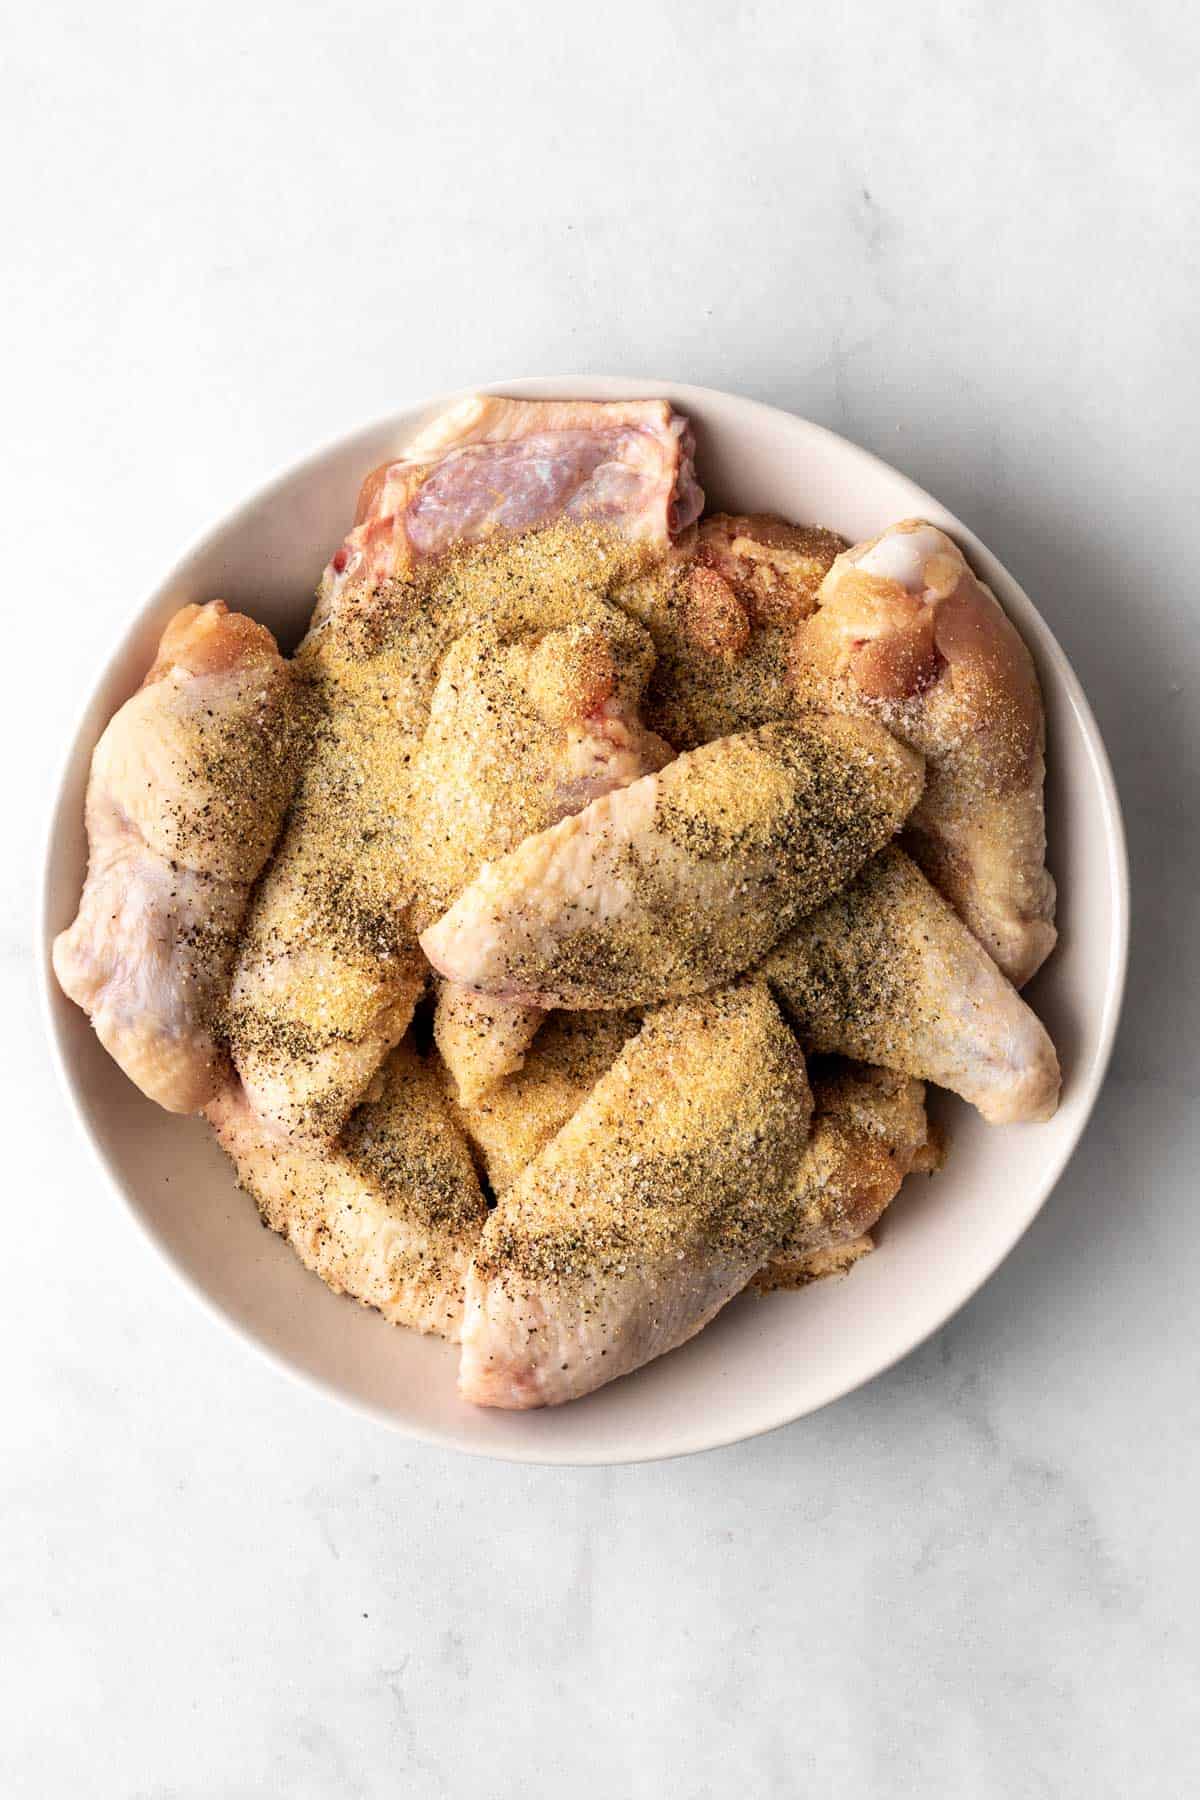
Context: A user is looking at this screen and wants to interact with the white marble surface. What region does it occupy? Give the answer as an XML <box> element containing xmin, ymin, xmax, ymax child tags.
<box><xmin>4</xmin><ymin>3</ymin><xmax>1198</xmax><ymax>1794</ymax></box>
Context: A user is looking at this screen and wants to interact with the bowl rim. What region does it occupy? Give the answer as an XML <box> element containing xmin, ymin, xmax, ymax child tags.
<box><xmin>37</xmin><ymin>376</ymin><xmax>1131</xmax><ymax>1465</ymax></box>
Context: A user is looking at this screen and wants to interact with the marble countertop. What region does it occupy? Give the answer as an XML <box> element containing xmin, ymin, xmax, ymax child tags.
<box><xmin>5</xmin><ymin>3</ymin><xmax>1197</xmax><ymax>1794</ymax></box>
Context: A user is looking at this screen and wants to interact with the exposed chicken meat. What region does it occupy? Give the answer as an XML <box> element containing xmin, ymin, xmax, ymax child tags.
<box><xmin>317</xmin><ymin>395</ymin><xmax>703</xmax><ymax>621</ymax></box>
<box><xmin>53</xmin><ymin>602</ymin><xmax>302</xmax><ymax>1112</ymax></box>
<box><xmin>761</xmin><ymin>845</ymin><xmax>1060</xmax><ymax>1124</ymax></box>
<box><xmin>791</xmin><ymin>520</ymin><xmax>1056</xmax><ymax>986</ymax></box>
<box><xmin>206</xmin><ymin>1042</ymin><xmax>488</xmax><ymax>1340</ymax></box>
<box><xmin>459</xmin><ymin>983</ymin><xmax>811</xmax><ymax>1409</ymax></box>
<box><xmin>421</xmin><ymin>716</ymin><xmax>924</xmax><ymax>1009</ymax></box>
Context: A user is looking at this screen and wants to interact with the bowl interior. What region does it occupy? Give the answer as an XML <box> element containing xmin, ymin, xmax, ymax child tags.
<box><xmin>40</xmin><ymin>379</ymin><xmax>1128</xmax><ymax>1464</ymax></box>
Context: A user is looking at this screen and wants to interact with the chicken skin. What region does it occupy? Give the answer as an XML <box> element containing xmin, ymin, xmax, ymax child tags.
<box><xmin>412</xmin><ymin>602</ymin><xmax>669</xmax><ymax>924</ymax></box>
<box><xmin>414</xmin><ymin>600</ymin><xmax>670</xmax><ymax>1104</ymax></box>
<box><xmin>206</xmin><ymin>1042</ymin><xmax>488</xmax><ymax>1340</ymax></box>
<box><xmin>761</xmin><ymin>846</ymin><xmax>1060</xmax><ymax>1124</ymax></box>
<box><xmin>459</xmin><ymin>983</ymin><xmax>811</xmax><ymax>1409</ymax></box>
<box><xmin>317</xmin><ymin>394</ymin><xmax>703</xmax><ymax>620</ymax></box>
<box><xmin>752</xmin><ymin>1061</ymin><xmax>940</xmax><ymax>1291</ymax></box>
<box><xmin>421</xmin><ymin>716</ymin><xmax>924</xmax><ymax>1009</ymax></box>
<box><xmin>53</xmin><ymin>602</ymin><xmax>301</xmax><ymax>1112</ymax></box>
<box><xmin>790</xmin><ymin>520</ymin><xmax>1056</xmax><ymax>986</ymax></box>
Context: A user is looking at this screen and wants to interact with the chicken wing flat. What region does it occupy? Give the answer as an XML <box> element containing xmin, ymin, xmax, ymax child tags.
<box><xmin>752</xmin><ymin>1061</ymin><xmax>940</xmax><ymax>1291</ymax></box>
<box><xmin>53</xmin><ymin>602</ymin><xmax>302</xmax><ymax>1112</ymax></box>
<box><xmin>206</xmin><ymin>1041</ymin><xmax>488</xmax><ymax>1340</ymax></box>
<box><xmin>421</xmin><ymin>716</ymin><xmax>924</xmax><ymax>1008</ymax></box>
<box><xmin>791</xmin><ymin>520</ymin><xmax>1056</xmax><ymax>986</ymax></box>
<box><xmin>458</xmin><ymin>983</ymin><xmax>811</xmax><ymax>1409</ymax></box>
<box><xmin>761</xmin><ymin>845</ymin><xmax>1060</xmax><ymax>1124</ymax></box>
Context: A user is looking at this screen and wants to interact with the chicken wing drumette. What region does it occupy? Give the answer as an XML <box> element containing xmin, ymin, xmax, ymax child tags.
<box><xmin>791</xmin><ymin>520</ymin><xmax>1056</xmax><ymax>986</ymax></box>
<box><xmin>752</xmin><ymin>1060</ymin><xmax>941</xmax><ymax>1291</ymax></box>
<box><xmin>54</xmin><ymin>602</ymin><xmax>302</xmax><ymax>1112</ymax></box>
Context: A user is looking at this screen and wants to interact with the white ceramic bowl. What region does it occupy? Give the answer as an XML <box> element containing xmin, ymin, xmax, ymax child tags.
<box><xmin>40</xmin><ymin>379</ymin><xmax>1129</xmax><ymax>1464</ymax></box>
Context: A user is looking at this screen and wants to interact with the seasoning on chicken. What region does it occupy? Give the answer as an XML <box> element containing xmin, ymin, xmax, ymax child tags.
<box><xmin>317</xmin><ymin>394</ymin><xmax>703</xmax><ymax>620</ymax></box>
<box><xmin>752</xmin><ymin>1061</ymin><xmax>941</xmax><ymax>1291</ymax></box>
<box><xmin>421</xmin><ymin>716</ymin><xmax>924</xmax><ymax>1009</ymax></box>
<box><xmin>617</xmin><ymin>513</ymin><xmax>846</xmax><ymax>747</ymax></box>
<box><xmin>458</xmin><ymin>983</ymin><xmax>811</xmax><ymax>1409</ymax></box>
<box><xmin>230</xmin><ymin>395</ymin><xmax>704</xmax><ymax>1141</ymax></box>
<box><xmin>53</xmin><ymin>602</ymin><xmax>303</xmax><ymax>1113</ymax></box>
<box><xmin>791</xmin><ymin>519</ymin><xmax>1056</xmax><ymax>986</ymax></box>
<box><xmin>413</xmin><ymin>598</ymin><xmax>670</xmax><ymax>1104</ymax></box>
<box><xmin>761</xmin><ymin>845</ymin><xmax>1060</xmax><ymax>1125</ymax></box>
<box><xmin>448</xmin><ymin>1010</ymin><xmax>641</xmax><ymax>1194</ymax></box>
<box><xmin>225</xmin><ymin>695</ymin><xmax>427</xmax><ymax>1141</ymax></box>
<box><xmin>455</xmin><ymin>1025</ymin><xmax>938</xmax><ymax>1298</ymax></box>
<box><xmin>206</xmin><ymin>1042</ymin><xmax>488</xmax><ymax>1340</ymax></box>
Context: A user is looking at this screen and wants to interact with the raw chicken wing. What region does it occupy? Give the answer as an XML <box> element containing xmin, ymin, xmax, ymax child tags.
<box><xmin>455</xmin><ymin>1023</ymin><xmax>938</xmax><ymax>1296</ymax></box>
<box><xmin>413</xmin><ymin>599</ymin><xmax>670</xmax><ymax>1102</ymax></box>
<box><xmin>761</xmin><ymin>846</ymin><xmax>1060</xmax><ymax>1124</ymax></box>
<box><xmin>421</xmin><ymin>717</ymin><xmax>924</xmax><ymax>1008</ymax></box>
<box><xmin>459</xmin><ymin>983</ymin><xmax>811</xmax><ymax>1409</ymax></box>
<box><xmin>53</xmin><ymin>602</ymin><xmax>301</xmax><ymax>1112</ymax></box>
<box><xmin>791</xmin><ymin>520</ymin><xmax>1056</xmax><ymax>985</ymax></box>
<box><xmin>226</xmin><ymin>696</ymin><xmax>427</xmax><ymax>1140</ymax></box>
